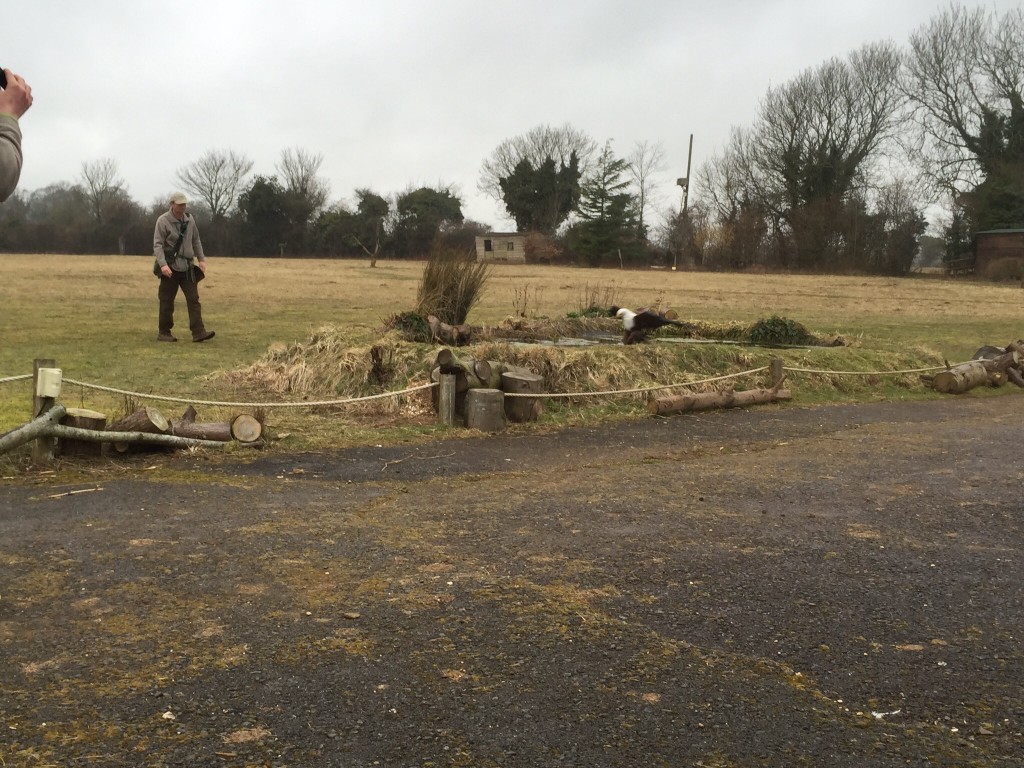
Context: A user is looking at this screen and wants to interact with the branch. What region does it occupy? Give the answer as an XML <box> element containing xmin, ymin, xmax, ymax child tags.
<box><xmin>0</xmin><ymin>405</ymin><xmax>228</xmax><ymax>457</ymax></box>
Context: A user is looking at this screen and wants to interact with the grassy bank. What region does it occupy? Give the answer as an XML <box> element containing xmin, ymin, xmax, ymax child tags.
<box><xmin>1</xmin><ymin>254</ymin><xmax>1021</xmax><ymax>455</ymax></box>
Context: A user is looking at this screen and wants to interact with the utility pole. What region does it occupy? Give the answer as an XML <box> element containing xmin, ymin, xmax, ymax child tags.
<box><xmin>673</xmin><ymin>133</ymin><xmax>694</xmax><ymax>271</ymax></box>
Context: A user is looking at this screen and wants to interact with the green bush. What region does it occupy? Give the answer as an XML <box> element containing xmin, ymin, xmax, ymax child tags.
<box><xmin>745</xmin><ymin>315</ymin><xmax>815</xmax><ymax>346</ymax></box>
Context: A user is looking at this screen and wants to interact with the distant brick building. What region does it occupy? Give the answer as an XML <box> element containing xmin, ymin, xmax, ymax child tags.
<box><xmin>475</xmin><ymin>233</ymin><xmax>526</xmax><ymax>264</ymax></box>
<box><xmin>974</xmin><ymin>229</ymin><xmax>1024</xmax><ymax>279</ymax></box>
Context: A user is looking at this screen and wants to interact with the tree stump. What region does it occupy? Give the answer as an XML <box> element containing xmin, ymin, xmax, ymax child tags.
<box><xmin>465</xmin><ymin>389</ymin><xmax>505</xmax><ymax>432</ymax></box>
<box><xmin>58</xmin><ymin>408</ymin><xmax>107</xmax><ymax>457</ymax></box>
<box><xmin>502</xmin><ymin>371</ymin><xmax>545</xmax><ymax>423</ymax></box>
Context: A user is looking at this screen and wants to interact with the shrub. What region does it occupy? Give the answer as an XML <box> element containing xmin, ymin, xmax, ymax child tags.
<box><xmin>415</xmin><ymin>247</ymin><xmax>492</xmax><ymax>325</ymax></box>
<box><xmin>745</xmin><ymin>315</ymin><xmax>815</xmax><ymax>346</ymax></box>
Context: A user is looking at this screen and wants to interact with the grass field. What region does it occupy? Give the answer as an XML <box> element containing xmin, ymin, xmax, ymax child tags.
<box><xmin>1</xmin><ymin>253</ymin><xmax>1022</xmax><ymax>453</ymax></box>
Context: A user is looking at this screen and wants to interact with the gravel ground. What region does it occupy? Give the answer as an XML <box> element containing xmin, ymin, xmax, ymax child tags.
<box><xmin>1</xmin><ymin>396</ymin><xmax>1022</xmax><ymax>767</ymax></box>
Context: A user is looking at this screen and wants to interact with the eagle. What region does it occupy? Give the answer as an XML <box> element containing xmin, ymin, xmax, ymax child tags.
<box><xmin>613</xmin><ymin>306</ymin><xmax>688</xmax><ymax>345</ymax></box>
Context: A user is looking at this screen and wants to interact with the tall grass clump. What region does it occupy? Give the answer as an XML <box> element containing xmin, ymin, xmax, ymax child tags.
<box><xmin>415</xmin><ymin>247</ymin><xmax>492</xmax><ymax>325</ymax></box>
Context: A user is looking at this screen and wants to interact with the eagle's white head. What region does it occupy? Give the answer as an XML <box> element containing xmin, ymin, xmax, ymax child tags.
<box><xmin>615</xmin><ymin>307</ymin><xmax>636</xmax><ymax>329</ymax></box>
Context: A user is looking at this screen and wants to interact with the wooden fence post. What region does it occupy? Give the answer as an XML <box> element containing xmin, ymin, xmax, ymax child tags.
<box><xmin>769</xmin><ymin>357</ymin><xmax>784</xmax><ymax>388</ymax></box>
<box><xmin>32</xmin><ymin>358</ymin><xmax>57</xmax><ymax>464</ymax></box>
<box><xmin>438</xmin><ymin>373</ymin><xmax>456</xmax><ymax>426</ymax></box>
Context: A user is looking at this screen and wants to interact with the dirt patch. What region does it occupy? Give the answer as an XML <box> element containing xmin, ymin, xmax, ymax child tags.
<box><xmin>1</xmin><ymin>397</ymin><xmax>1022</xmax><ymax>766</ymax></box>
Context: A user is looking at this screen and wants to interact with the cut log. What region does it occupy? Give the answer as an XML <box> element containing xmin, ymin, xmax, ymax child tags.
<box><xmin>58</xmin><ymin>408</ymin><xmax>107</xmax><ymax>457</ymax></box>
<box><xmin>435</xmin><ymin>348</ymin><xmax>458</xmax><ymax>371</ymax></box>
<box><xmin>502</xmin><ymin>371</ymin><xmax>546</xmax><ymax>423</ymax></box>
<box><xmin>482</xmin><ymin>360</ymin><xmax>532</xmax><ymax>390</ymax></box>
<box><xmin>427</xmin><ymin>316</ymin><xmax>474</xmax><ymax>346</ymax></box>
<box><xmin>465</xmin><ymin>388</ymin><xmax>505</xmax><ymax>432</ymax></box>
<box><xmin>431</xmin><ymin>355</ymin><xmax>505</xmax><ymax>416</ymax></box>
<box><xmin>473</xmin><ymin>359</ymin><xmax>492</xmax><ymax>383</ymax></box>
<box><xmin>230</xmin><ymin>414</ymin><xmax>263</xmax><ymax>443</ymax></box>
<box><xmin>929</xmin><ymin>360</ymin><xmax>991</xmax><ymax>394</ymax></box>
<box><xmin>108</xmin><ymin>407</ymin><xmax>169</xmax><ymax>434</ymax></box>
<box><xmin>457</xmin><ymin>363</ymin><xmax>491</xmax><ymax>392</ymax></box>
<box><xmin>169</xmin><ymin>414</ymin><xmax>262</xmax><ymax>443</ymax></box>
<box><xmin>170</xmin><ymin>421</ymin><xmax>232</xmax><ymax>441</ymax></box>
<box><xmin>648</xmin><ymin>387</ymin><xmax>792</xmax><ymax>416</ymax></box>
<box><xmin>107</xmin><ymin>407</ymin><xmax>170</xmax><ymax>453</ymax></box>
<box><xmin>436</xmin><ymin>349</ymin><xmax>474</xmax><ymax>375</ymax></box>
<box><xmin>982</xmin><ymin>351</ymin><xmax>1021</xmax><ymax>376</ymax></box>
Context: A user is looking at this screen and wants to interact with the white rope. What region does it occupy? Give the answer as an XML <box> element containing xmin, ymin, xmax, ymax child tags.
<box><xmin>60</xmin><ymin>378</ymin><xmax>437</xmax><ymax>409</ymax></box>
<box><xmin>0</xmin><ymin>374</ymin><xmax>31</xmax><ymax>385</ymax></box>
<box><xmin>503</xmin><ymin>367</ymin><xmax>769</xmax><ymax>398</ymax></box>
<box><xmin>783</xmin><ymin>363</ymin><xmax>967</xmax><ymax>376</ymax></box>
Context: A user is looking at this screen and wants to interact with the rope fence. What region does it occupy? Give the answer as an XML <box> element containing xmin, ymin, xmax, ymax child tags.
<box><xmin>0</xmin><ymin>361</ymin><xmax>959</xmax><ymax>409</ymax></box>
<box><xmin>780</xmin><ymin>364</ymin><xmax>948</xmax><ymax>376</ymax></box>
<box><xmin>59</xmin><ymin>378</ymin><xmax>436</xmax><ymax>409</ymax></box>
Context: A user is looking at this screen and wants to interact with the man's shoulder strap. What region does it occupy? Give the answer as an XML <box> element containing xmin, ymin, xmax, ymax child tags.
<box><xmin>169</xmin><ymin>215</ymin><xmax>190</xmax><ymax>259</ymax></box>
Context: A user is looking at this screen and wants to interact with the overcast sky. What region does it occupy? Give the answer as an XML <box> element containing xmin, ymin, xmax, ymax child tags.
<box><xmin>6</xmin><ymin>1</ymin><xmax>1018</xmax><ymax>230</ymax></box>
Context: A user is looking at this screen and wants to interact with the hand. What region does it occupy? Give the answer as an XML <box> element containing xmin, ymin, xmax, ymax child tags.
<box><xmin>161</xmin><ymin>264</ymin><xmax>172</xmax><ymax>277</ymax></box>
<box><xmin>0</xmin><ymin>70</ymin><xmax>33</xmax><ymax>119</ymax></box>
<box><xmin>196</xmin><ymin>261</ymin><xmax>206</xmax><ymax>273</ymax></box>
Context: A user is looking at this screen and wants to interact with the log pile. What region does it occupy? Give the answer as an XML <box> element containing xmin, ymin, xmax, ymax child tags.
<box><xmin>106</xmin><ymin>406</ymin><xmax>264</xmax><ymax>453</ymax></box>
<box><xmin>0</xmin><ymin>404</ymin><xmax>264</xmax><ymax>459</ymax></box>
<box><xmin>427</xmin><ymin>315</ymin><xmax>475</xmax><ymax>346</ymax></box>
<box><xmin>921</xmin><ymin>340</ymin><xmax>1024</xmax><ymax>394</ymax></box>
<box><xmin>430</xmin><ymin>348</ymin><xmax>545</xmax><ymax>424</ymax></box>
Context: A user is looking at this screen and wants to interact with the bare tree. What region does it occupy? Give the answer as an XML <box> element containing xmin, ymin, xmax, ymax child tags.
<box><xmin>749</xmin><ymin>41</ymin><xmax>904</xmax><ymax>266</ymax></box>
<box><xmin>754</xmin><ymin>42</ymin><xmax>903</xmax><ymax>208</ymax></box>
<box><xmin>697</xmin><ymin>42</ymin><xmax>904</xmax><ymax>269</ymax></box>
<box><xmin>697</xmin><ymin>129</ymin><xmax>757</xmax><ymax>223</ymax></box>
<box><xmin>696</xmin><ymin>137</ymin><xmax>773</xmax><ymax>269</ymax></box>
<box><xmin>903</xmin><ymin>6</ymin><xmax>1024</xmax><ymax>204</ymax></box>
<box><xmin>627</xmin><ymin>140</ymin><xmax>666</xmax><ymax>239</ymax></box>
<box><xmin>277</xmin><ymin>147</ymin><xmax>330</xmax><ymax>217</ymax></box>
<box><xmin>176</xmin><ymin>149</ymin><xmax>254</xmax><ymax>220</ymax></box>
<box><xmin>79</xmin><ymin>158</ymin><xmax>125</xmax><ymax>224</ymax></box>
<box><xmin>478</xmin><ymin>123</ymin><xmax>597</xmax><ymax>201</ymax></box>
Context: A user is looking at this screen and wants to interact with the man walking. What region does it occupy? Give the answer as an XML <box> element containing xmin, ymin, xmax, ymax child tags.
<box><xmin>153</xmin><ymin>192</ymin><xmax>215</xmax><ymax>342</ymax></box>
